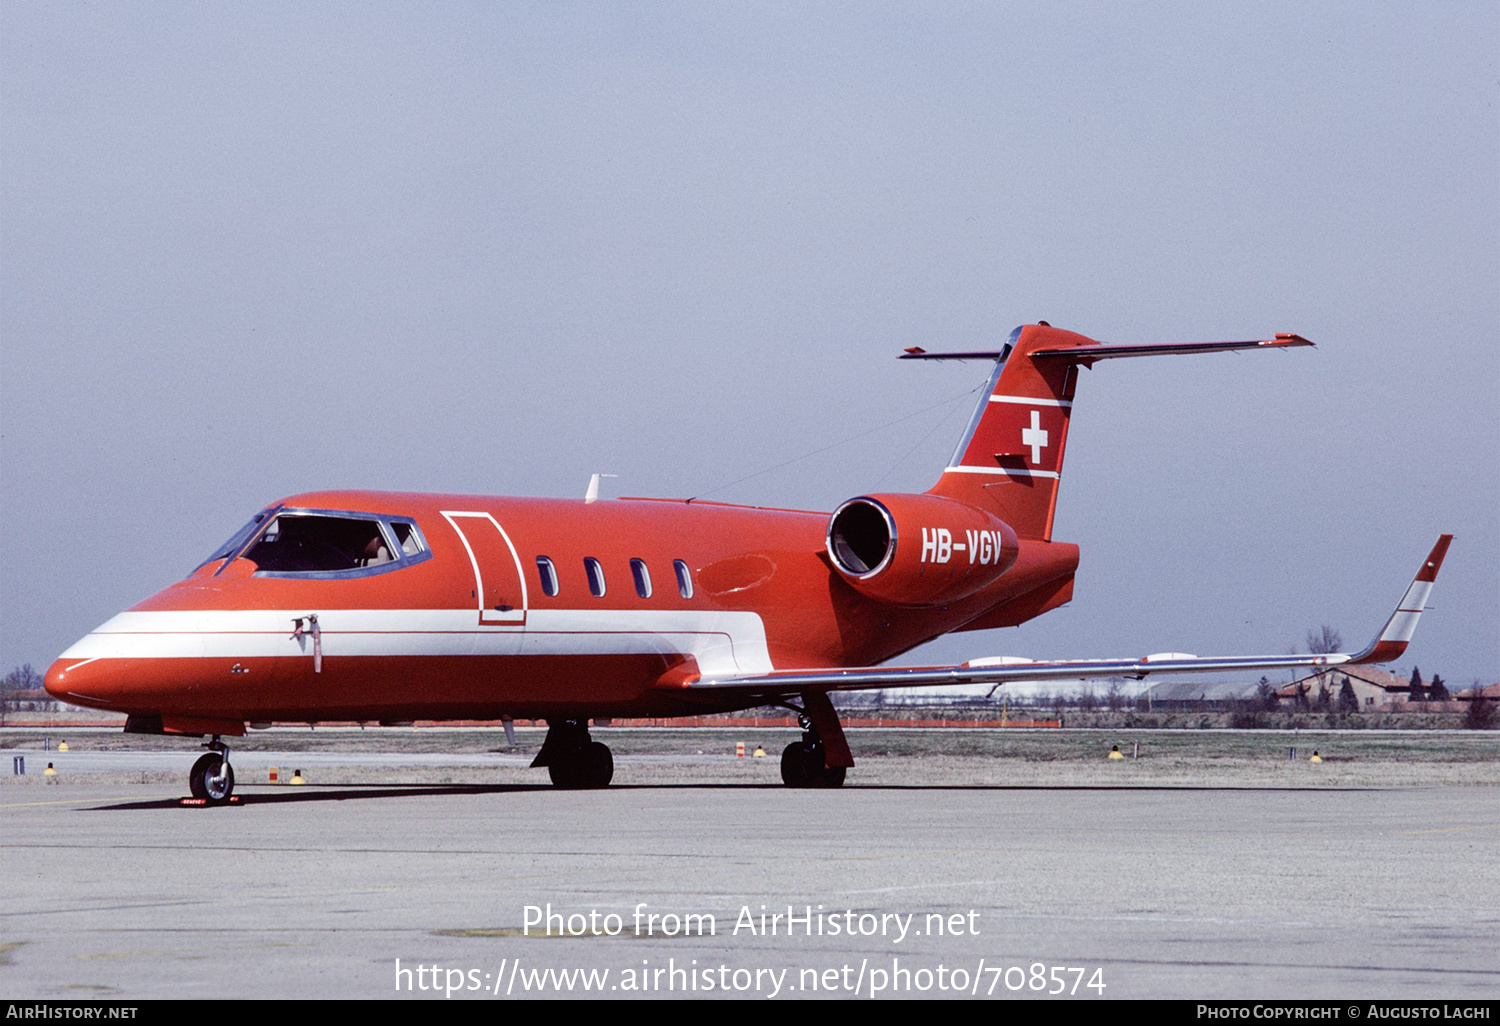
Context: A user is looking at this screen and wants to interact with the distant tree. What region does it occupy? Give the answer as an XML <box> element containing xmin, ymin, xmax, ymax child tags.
<box><xmin>1105</xmin><ymin>681</ymin><xmax>1125</xmax><ymax>711</ymax></box>
<box><xmin>1291</xmin><ymin>681</ymin><xmax>1310</xmax><ymax>710</ymax></box>
<box><xmin>2</xmin><ymin>664</ymin><xmax>43</xmax><ymax>691</ymax></box>
<box><xmin>1409</xmin><ymin>666</ymin><xmax>1426</xmax><ymax>703</ymax></box>
<box><xmin>1428</xmin><ymin>675</ymin><xmax>1450</xmax><ymax>702</ymax></box>
<box><xmin>1257</xmin><ymin>676</ymin><xmax>1279</xmax><ymax>711</ymax></box>
<box><xmin>1313</xmin><ymin>682</ymin><xmax>1332</xmax><ymax>712</ymax></box>
<box><xmin>1301</xmin><ymin>629</ymin><xmax>1342</xmax><ymax>714</ymax></box>
<box><xmin>1464</xmin><ymin>695</ymin><xmax>1497</xmax><ymax>730</ymax></box>
<box><xmin>1077</xmin><ymin>689</ymin><xmax>1098</xmax><ymax>712</ymax></box>
<box><xmin>1338</xmin><ymin>677</ymin><xmax>1359</xmax><ymax>713</ymax></box>
<box><xmin>1</xmin><ymin>665</ymin><xmax>45</xmax><ymax>722</ymax></box>
<box><xmin>1306</xmin><ymin>625</ymin><xmax>1343</xmax><ymax>654</ymax></box>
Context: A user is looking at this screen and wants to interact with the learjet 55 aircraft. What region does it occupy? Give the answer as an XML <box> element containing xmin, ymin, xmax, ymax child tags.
<box><xmin>45</xmin><ymin>323</ymin><xmax>1451</xmax><ymax>800</ymax></box>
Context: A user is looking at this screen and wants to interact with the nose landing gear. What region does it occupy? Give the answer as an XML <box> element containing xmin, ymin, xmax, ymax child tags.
<box><xmin>189</xmin><ymin>736</ymin><xmax>235</xmax><ymax>804</ymax></box>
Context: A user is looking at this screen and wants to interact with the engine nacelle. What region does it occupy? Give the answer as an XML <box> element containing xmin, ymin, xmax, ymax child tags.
<box><xmin>825</xmin><ymin>493</ymin><xmax>1019</xmax><ymax>607</ymax></box>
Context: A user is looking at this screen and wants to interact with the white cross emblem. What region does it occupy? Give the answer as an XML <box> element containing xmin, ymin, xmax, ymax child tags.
<box><xmin>1021</xmin><ymin>410</ymin><xmax>1049</xmax><ymax>464</ymax></box>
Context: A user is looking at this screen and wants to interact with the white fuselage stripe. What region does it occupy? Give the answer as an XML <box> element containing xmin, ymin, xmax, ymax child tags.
<box><xmin>58</xmin><ymin>608</ymin><xmax>773</xmax><ymax>676</ymax></box>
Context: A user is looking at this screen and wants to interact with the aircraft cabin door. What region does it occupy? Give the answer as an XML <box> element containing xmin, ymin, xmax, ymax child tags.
<box><xmin>440</xmin><ymin>511</ymin><xmax>529</xmax><ymax>628</ymax></box>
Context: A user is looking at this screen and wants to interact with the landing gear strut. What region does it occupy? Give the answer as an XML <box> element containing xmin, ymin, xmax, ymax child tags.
<box><xmin>780</xmin><ymin>692</ymin><xmax>851</xmax><ymax>788</ymax></box>
<box><xmin>189</xmin><ymin>736</ymin><xmax>235</xmax><ymax>804</ymax></box>
<box><xmin>531</xmin><ymin>719</ymin><xmax>613</xmax><ymax>789</ymax></box>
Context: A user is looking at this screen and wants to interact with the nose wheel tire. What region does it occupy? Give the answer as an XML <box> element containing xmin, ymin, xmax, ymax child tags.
<box><xmin>189</xmin><ymin>752</ymin><xmax>235</xmax><ymax>804</ymax></box>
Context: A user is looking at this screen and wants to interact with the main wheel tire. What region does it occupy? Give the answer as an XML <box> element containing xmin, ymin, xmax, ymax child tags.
<box><xmin>781</xmin><ymin>742</ymin><xmax>846</xmax><ymax>788</ymax></box>
<box><xmin>813</xmin><ymin>764</ymin><xmax>846</xmax><ymax>788</ymax></box>
<box><xmin>189</xmin><ymin>753</ymin><xmax>235</xmax><ymax>804</ymax></box>
<box><xmin>548</xmin><ymin>756</ymin><xmax>583</xmax><ymax>789</ymax></box>
<box><xmin>548</xmin><ymin>740</ymin><xmax>614</xmax><ymax>789</ymax></box>
<box><xmin>585</xmin><ymin>741</ymin><xmax>614</xmax><ymax>788</ymax></box>
<box><xmin>781</xmin><ymin>742</ymin><xmax>813</xmax><ymax>787</ymax></box>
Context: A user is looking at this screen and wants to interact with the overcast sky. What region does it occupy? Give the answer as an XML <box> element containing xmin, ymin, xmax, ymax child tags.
<box><xmin>3</xmin><ymin>2</ymin><xmax>1496</xmax><ymax>685</ymax></box>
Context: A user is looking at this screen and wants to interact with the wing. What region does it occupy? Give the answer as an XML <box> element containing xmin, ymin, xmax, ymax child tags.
<box><xmin>668</xmin><ymin>535</ymin><xmax>1452</xmax><ymax>700</ymax></box>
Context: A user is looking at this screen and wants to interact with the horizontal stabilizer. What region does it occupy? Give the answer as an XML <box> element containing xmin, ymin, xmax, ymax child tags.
<box><xmin>1031</xmin><ymin>334</ymin><xmax>1313</xmax><ymax>367</ymax></box>
<box><xmin>899</xmin><ymin>334</ymin><xmax>1313</xmax><ymax>365</ymax></box>
<box><xmin>900</xmin><ymin>347</ymin><xmax>1009</xmax><ymax>361</ymax></box>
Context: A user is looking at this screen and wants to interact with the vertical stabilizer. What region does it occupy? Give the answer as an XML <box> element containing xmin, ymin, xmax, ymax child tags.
<box><xmin>914</xmin><ymin>324</ymin><xmax>1312</xmax><ymax>540</ymax></box>
<box><xmin>923</xmin><ymin>324</ymin><xmax>1087</xmax><ymax>539</ymax></box>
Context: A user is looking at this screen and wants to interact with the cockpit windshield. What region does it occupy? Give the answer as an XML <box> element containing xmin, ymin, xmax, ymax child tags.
<box><xmin>194</xmin><ymin>510</ymin><xmax>277</xmax><ymax>572</ymax></box>
<box><xmin>195</xmin><ymin>508</ymin><xmax>430</xmax><ymax>578</ymax></box>
<box><xmin>246</xmin><ymin>514</ymin><xmax>394</xmax><ymax>572</ymax></box>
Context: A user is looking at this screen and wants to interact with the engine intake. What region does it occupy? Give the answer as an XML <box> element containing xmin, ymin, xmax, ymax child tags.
<box><xmin>826</xmin><ymin>494</ymin><xmax>1018</xmax><ymax>607</ymax></box>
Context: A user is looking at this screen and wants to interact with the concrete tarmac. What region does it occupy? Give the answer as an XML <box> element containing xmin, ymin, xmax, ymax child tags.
<box><xmin>2</xmin><ymin>780</ymin><xmax>1496</xmax><ymax>1000</ymax></box>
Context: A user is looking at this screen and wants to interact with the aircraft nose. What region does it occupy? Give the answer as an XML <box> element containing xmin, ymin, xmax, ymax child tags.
<box><xmin>45</xmin><ymin>654</ymin><xmax>124</xmax><ymax>709</ymax></box>
<box><xmin>44</xmin><ymin>658</ymin><xmax>77</xmax><ymax>702</ymax></box>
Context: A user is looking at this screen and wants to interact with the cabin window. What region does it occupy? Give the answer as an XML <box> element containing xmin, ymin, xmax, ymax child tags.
<box><xmin>674</xmin><ymin>559</ymin><xmax>693</xmax><ymax>599</ymax></box>
<box><xmin>536</xmin><ymin>556</ymin><xmax>559</xmax><ymax>597</ymax></box>
<box><xmin>630</xmin><ymin>558</ymin><xmax>652</xmax><ymax>599</ymax></box>
<box><xmin>584</xmin><ymin>557</ymin><xmax>606</xmax><ymax>597</ymax></box>
<box><xmin>244</xmin><ymin>514</ymin><xmax>393</xmax><ymax>573</ymax></box>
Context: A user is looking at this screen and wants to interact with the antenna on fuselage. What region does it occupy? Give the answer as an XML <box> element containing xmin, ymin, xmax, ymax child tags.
<box><xmin>585</xmin><ymin>473</ymin><xmax>617</xmax><ymax>504</ymax></box>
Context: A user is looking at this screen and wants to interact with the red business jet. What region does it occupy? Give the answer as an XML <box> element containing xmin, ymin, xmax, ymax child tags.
<box><xmin>44</xmin><ymin>323</ymin><xmax>1451</xmax><ymax>801</ymax></box>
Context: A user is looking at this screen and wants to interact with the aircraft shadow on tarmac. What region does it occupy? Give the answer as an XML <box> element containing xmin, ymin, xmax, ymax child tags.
<box><xmin>83</xmin><ymin>782</ymin><xmax>1385</xmax><ymax>810</ymax></box>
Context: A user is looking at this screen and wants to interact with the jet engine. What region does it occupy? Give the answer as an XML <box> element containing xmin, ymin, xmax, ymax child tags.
<box><xmin>825</xmin><ymin>493</ymin><xmax>1019</xmax><ymax>607</ymax></box>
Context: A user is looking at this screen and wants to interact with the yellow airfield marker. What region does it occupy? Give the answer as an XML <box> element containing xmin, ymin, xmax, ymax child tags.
<box><xmin>57</xmin><ymin>741</ymin><xmax>69</xmax><ymax>752</ymax></box>
<box><xmin>290</xmin><ymin>769</ymin><xmax>305</xmax><ymax>784</ymax></box>
<box><xmin>1309</xmin><ymin>751</ymin><xmax>1323</xmax><ymax>763</ymax></box>
<box><xmin>753</xmin><ymin>746</ymin><xmax>766</xmax><ymax>758</ymax></box>
<box><xmin>1107</xmin><ymin>746</ymin><xmax>1125</xmax><ymax>760</ymax></box>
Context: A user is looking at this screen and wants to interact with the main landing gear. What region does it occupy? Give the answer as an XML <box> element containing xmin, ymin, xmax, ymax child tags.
<box><xmin>780</xmin><ymin>735</ymin><xmax>846</xmax><ymax>788</ymax></box>
<box><xmin>531</xmin><ymin>719</ymin><xmax>613</xmax><ymax>789</ymax></box>
<box><xmin>780</xmin><ymin>692</ymin><xmax>852</xmax><ymax>788</ymax></box>
<box><xmin>189</xmin><ymin>736</ymin><xmax>235</xmax><ymax>804</ymax></box>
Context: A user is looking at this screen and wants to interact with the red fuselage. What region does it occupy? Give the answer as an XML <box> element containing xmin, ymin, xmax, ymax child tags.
<box><xmin>45</xmin><ymin>489</ymin><xmax>1078</xmax><ymax>734</ymax></box>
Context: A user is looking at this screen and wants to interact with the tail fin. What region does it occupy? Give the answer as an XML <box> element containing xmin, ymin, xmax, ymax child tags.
<box><xmin>914</xmin><ymin>323</ymin><xmax>1312</xmax><ymax>540</ymax></box>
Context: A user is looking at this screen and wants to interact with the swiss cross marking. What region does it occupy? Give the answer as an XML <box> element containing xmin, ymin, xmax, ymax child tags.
<box><xmin>1021</xmin><ymin>410</ymin><xmax>1049</xmax><ymax>464</ymax></box>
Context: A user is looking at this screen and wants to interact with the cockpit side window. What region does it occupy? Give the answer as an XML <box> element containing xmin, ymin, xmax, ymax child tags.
<box><xmin>392</xmin><ymin>522</ymin><xmax>424</xmax><ymax>557</ymax></box>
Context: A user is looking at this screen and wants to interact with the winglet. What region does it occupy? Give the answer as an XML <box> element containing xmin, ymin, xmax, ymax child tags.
<box><xmin>1347</xmin><ymin>534</ymin><xmax>1453</xmax><ymax>664</ymax></box>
